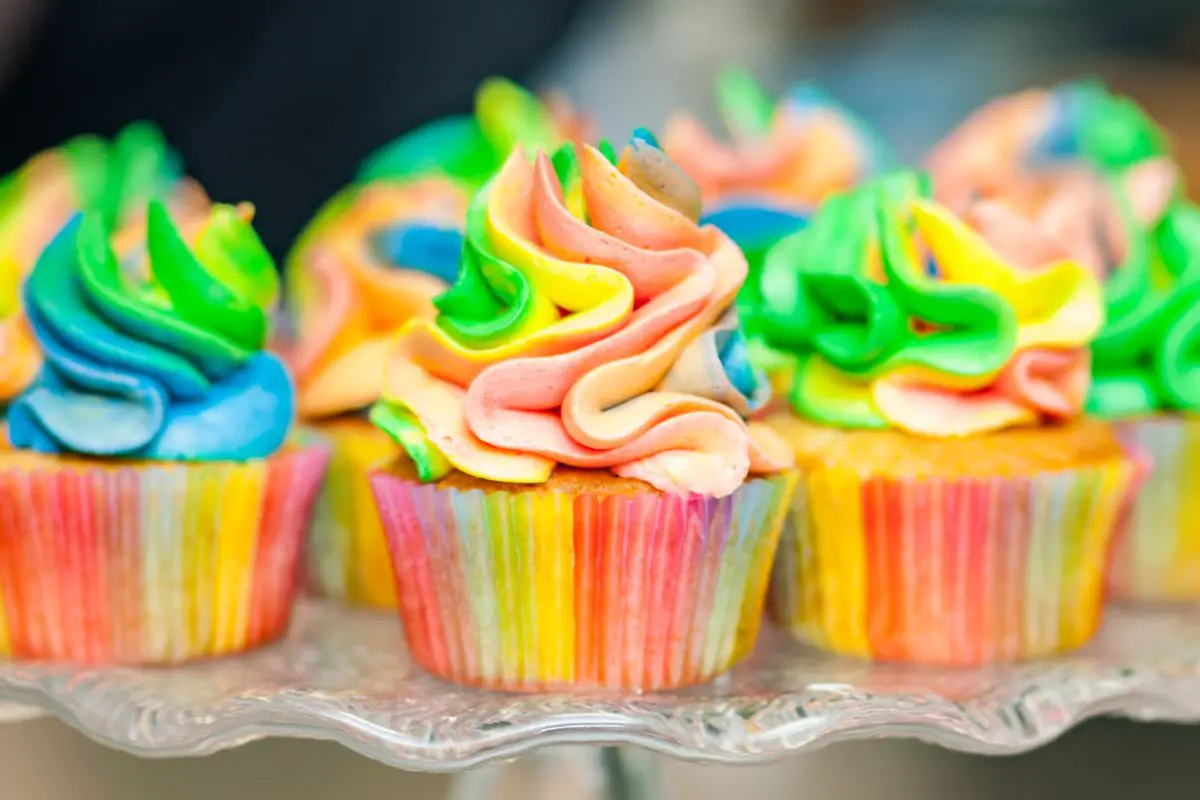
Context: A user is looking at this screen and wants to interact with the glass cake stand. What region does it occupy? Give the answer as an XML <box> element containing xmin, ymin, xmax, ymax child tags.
<box><xmin>3</xmin><ymin>600</ymin><xmax>1200</xmax><ymax>798</ymax></box>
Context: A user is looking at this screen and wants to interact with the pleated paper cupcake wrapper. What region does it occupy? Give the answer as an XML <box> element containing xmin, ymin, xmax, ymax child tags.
<box><xmin>0</xmin><ymin>444</ymin><xmax>329</xmax><ymax>664</ymax></box>
<box><xmin>1108</xmin><ymin>415</ymin><xmax>1200</xmax><ymax>603</ymax></box>
<box><xmin>768</xmin><ymin>459</ymin><xmax>1139</xmax><ymax>665</ymax></box>
<box><xmin>306</xmin><ymin>421</ymin><xmax>398</xmax><ymax>608</ymax></box>
<box><xmin>370</xmin><ymin>471</ymin><xmax>798</xmax><ymax>692</ymax></box>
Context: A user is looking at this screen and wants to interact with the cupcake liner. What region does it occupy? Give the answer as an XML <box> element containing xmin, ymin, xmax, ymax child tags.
<box><xmin>306</xmin><ymin>420</ymin><xmax>398</xmax><ymax>607</ymax></box>
<box><xmin>0</xmin><ymin>443</ymin><xmax>328</xmax><ymax>664</ymax></box>
<box><xmin>769</xmin><ymin>459</ymin><xmax>1138</xmax><ymax>664</ymax></box>
<box><xmin>1108</xmin><ymin>415</ymin><xmax>1200</xmax><ymax>603</ymax></box>
<box><xmin>370</xmin><ymin>471</ymin><xmax>797</xmax><ymax>692</ymax></box>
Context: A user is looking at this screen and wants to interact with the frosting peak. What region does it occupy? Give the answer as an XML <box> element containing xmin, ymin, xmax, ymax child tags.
<box><xmin>372</xmin><ymin>137</ymin><xmax>791</xmax><ymax>497</ymax></box>
<box><xmin>285</xmin><ymin>78</ymin><xmax>588</xmax><ymax>419</ymax></box>
<box><xmin>1</xmin><ymin>122</ymin><xmax>187</xmax><ymax>405</ymax></box>
<box><xmin>760</xmin><ymin>172</ymin><xmax>1103</xmax><ymax>437</ymax></box>
<box><xmin>7</xmin><ymin>200</ymin><xmax>292</xmax><ymax>461</ymax></box>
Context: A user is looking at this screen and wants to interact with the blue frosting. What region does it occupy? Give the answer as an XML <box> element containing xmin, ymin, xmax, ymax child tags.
<box><xmin>702</xmin><ymin>202</ymin><xmax>811</xmax><ymax>254</ymax></box>
<box><xmin>369</xmin><ymin>223</ymin><xmax>464</xmax><ymax>284</ymax></box>
<box><xmin>6</xmin><ymin>215</ymin><xmax>293</xmax><ymax>461</ymax></box>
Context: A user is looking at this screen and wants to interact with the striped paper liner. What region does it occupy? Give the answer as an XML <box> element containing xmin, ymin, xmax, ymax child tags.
<box><xmin>768</xmin><ymin>459</ymin><xmax>1139</xmax><ymax>665</ymax></box>
<box><xmin>306</xmin><ymin>419</ymin><xmax>398</xmax><ymax>608</ymax></box>
<box><xmin>370</xmin><ymin>471</ymin><xmax>798</xmax><ymax>692</ymax></box>
<box><xmin>0</xmin><ymin>443</ymin><xmax>328</xmax><ymax>664</ymax></box>
<box><xmin>1109</xmin><ymin>415</ymin><xmax>1200</xmax><ymax>603</ymax></box>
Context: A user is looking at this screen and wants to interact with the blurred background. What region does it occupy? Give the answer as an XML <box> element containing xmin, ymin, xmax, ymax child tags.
<box><xmin>4</xmin><ymin>0</ymin><xmax>1200</xmax><ymax>796</ymax></box>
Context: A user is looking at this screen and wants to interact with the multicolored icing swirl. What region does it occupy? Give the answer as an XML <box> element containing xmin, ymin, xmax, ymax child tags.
<box><xmin>6</xmin><ymin>200</ymin><xmax>292</xmax><ymax>461</ymax></box>
<box><xmin>371</xmin><ymin>133</ymin><xmax>793</xmax><ymax>497</ymax></box>
<box><xmin>286</xmin><ymin>79</ymin><xmax>588</xmax><ymax>419</ymax></box>
<box><xmin>927</xmin><ymin>80</ymin><xmax>1168</xmax><ymax>210</ymax></box>
<box><xmin>663</xmin><ymin>68</ymin><xmax>885</xmax><ymax>325</ymax></box>
<box><xmin>928</xmin><ymin>81</ymin><xmax>1200</xmax><ymax>418</ymax></box>
<box><xmin>1</xmin><ymin>122</ymin><xmax>186</xmax><ymax>404</ymax></box>
<box><xmin>759</xmin><ymin>172</ymin><xmax>1103</xmax><ymax>436</ymax></box>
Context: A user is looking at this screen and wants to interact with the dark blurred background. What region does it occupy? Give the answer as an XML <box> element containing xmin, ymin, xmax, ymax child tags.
<box><xmin>5</xmin><ymin>0</ymin><xmax>1200</xmax><ymax>797</ymax></box>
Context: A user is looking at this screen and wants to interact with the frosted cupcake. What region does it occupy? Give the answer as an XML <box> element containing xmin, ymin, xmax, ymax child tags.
<box><xmin>368</xmin><ymin>133</ymin><xmax>796</xmax><ymax>691</ymax></box>
<box><xmin>0</xmin><ymin>200</ymin><xmax>328</xmax><ymax>664</ymax></box>
<box><xmin>760</xmin><ymin>172</ymin><xmax>1139</xmax><ymax>664</ymax></box>
<box><xmin>0</xmin><ymin>122</ymin><xmax>195</xmax><ymax>409</ymax></box>
<box><xmin>930</xmin><ymin>83</ymin><xmax>1200</xmax><ymax>603</ymax></box>
<box><xmin>285</xmin><ymin>78</ymin><xmax>585</xmax><ymax>608</ymax></box>
<box><xmin>663</xmin><ymin>67</ymin><xmax>886</xmax><ymax>344</ymax></box>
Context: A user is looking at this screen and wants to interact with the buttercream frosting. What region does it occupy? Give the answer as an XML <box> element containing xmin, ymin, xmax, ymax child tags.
<box><xmin>371</xmin><ymin>134</ymin><xmax>792</xmax><ymax>497</ymax></box>
<box><xmin>1</xmin><ymin>122</ymin><xmax>190</xmax><ymax>405</ymax></box>
<box><xmin>286</xmin><ymin>78</ymin><xmax>588</xmax><ymax>419</ymax></box>
<box><xmin>759</xmin><ymin>172</ymin><xmax>1103</xmax><ymax>437</ymax></box>
<box><xmin>663</xmin><ymin>68</ymin><xmax>885</xmax><ymax>334</ymax></box>
<box><xmin>928</xmin><ymin>81</ymin><xmax>1200</xmax><ymax>418</ymax></box>
<box><xmin>7</xmin><ymin>200</ymin><xmax>292</xmax><ymax>461</ymax></box>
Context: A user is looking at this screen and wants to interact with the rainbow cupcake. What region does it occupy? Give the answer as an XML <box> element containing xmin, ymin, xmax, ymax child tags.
<box><xmin>0</xmin><ymin>200</ymin><xmax>327</xmax><ymax>664</ymax></box>
<box><xmin>368</xmin><ymin>132</ymin><xmax>796</xmax><ymax>691</ymax></box>
<box><xmin>285</xmin><ymin>79</ymin><xmax>585</xmax><ymax>609</ymax></box>
<box><xmin>930</xmin><ymin>83</ymin><xmax>1200</xmax><ymax>604</ymax></box>
<box><xmin>663</xmin><ymin>67</ymin><xmax>886</xmax><ymax>345</ymax></box>
<box><xmin>1</xmin><ymin>122</ymin><xmax>195</xmax><ymax>411</ymax></box>
<box><xmin>760</xmin><ymin>172</ymin><xmax>1139</xmax><ymax>664</ymax></box>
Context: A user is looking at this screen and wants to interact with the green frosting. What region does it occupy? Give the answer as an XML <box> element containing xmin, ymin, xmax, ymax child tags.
<box><xmin>1063</xmin><ymin>83</ymin><xmax>1200</xmax><ymax>417</ymax></box>
<box><xmin>759</xmin><ymin>171</ymin><xmax>1018</xmax><ymax>428</ymax></box>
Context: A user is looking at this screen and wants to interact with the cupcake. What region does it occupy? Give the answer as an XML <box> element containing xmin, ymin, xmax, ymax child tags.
<box><xmin>759</xmin><ymin>172</ymin><xmax>1139</xmax><ymax>665</ymax></box>
<box><xmin>368</xmin><ymin>132</ymin><xmax>797</xmax><ymax>692</ymax></box>
<box><xmin>0</xmin><ymin>122</ymin><xmax>201</xmax><ymax>410</ymax></box>
<box><xmin>663</xmin><ymin>67</ymin><xmax>886</xmax><ymax>344</ymax></box>
<box><xmin>930</xmin><ymin>83</ymin><xmax>1200</xmax><ymax>603</ymax></box>
<box><xmin>285</xmin><ymin>78</ymin><xmax>587</xmax><ymax>609</ymax></box>
<box><xmin>0</xmin><ymin>200</ymin><xmax>328</xmax><ymax>664</ymax></box>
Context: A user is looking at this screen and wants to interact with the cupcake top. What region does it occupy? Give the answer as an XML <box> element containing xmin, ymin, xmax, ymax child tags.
<box><xmin>663</xmin><ymin>68</ymin><xmax>885</xmax><ymax>257</ymax></box>
<box><xmin>929</xmin><ymin>81</ymin><xmax>1200</xmax><ymax>418</ymax></box>
<box><xmin>370</xmin><ymin>132</ymin><xmax>793</xmax><ymax>497</ymax></box>
<box><xmin>758</xmin><ymin>172</ymin><xmax>1103</xmax><ymax>437</ymax></box>
<box><xmin>0</xmin><ymin>122</ymin><xmax>189</xmax><ymax>405</ymax></box>
<box><xmin>6</xmin><ymin>199</ymin><xmax>292</xmax><ymax>461</ymax></box>
<box><xmin>285</xmin><ymin>78</ymin><xmax>588</xmax><ymax>420</ymax></box>
<box><xmin>927</xmin><ymin>80</ymin><xmax>1168</xmax><ymax>211</ymax></box>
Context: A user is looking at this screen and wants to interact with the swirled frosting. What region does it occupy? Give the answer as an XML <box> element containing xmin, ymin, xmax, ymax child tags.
<box><xmin>759</xmin><ymin>172</ymin><xmax>1103</xmax><ymax>437</ymax></box>
<box><xmin>1</xmin><ymin>122</ymin><xmax>190</xmax><ymax>405</ymax></box>
<box><xmin>7</xmin><ymin>200</ymin><xmax>292</xmax><ymax>461</ymax></box>
<box><xmin>285</xmin><ymin>78</ymin><xmax>588</xmax><ymax>419</ymax></box>
<box><xmin>927</xmin><ymin>80</ymin><xmax>1168</xmax><ymax>211</ymax></box>
<box><xmin>928</xmin><ymin>81</ymin><xmax>1200</xmax><ymax>418</ymax></box>
<box><xmin>370</xmin><ymin>134</ymin><xmax>793</xmax><ymax>497</ymax></box>
<box><xmin>663</xmin><ymin>68</ymin><xmax>885</xmax><ymax>334</ymax></box>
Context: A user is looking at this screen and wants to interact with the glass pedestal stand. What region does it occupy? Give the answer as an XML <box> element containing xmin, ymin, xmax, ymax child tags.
<box><xmin>3</xmin><ymin>601</ymin><xmax>1200</xmax><ymax>798</ymax></box>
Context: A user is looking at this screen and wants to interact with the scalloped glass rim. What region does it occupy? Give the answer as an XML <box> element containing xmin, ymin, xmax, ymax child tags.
<box><xmin>3</xmin><ymin>601</ymin><xmax>1200</xmax><ymax>771</ymax></box>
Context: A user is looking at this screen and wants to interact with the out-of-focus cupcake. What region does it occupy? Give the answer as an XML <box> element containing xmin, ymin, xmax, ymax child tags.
<box><xmin>760</xmin><ymin>172</ymin><xmax>1138</xmax><ymax>665</ymax></box>
<box><xmin>930</xmin><ymin>82</ymin><xmax>1200</xmax><ymax>603</ymax></box>
<box><xmin>284</xmin><ymin>79</ymin><xmax>587</xmax><ymax>609</ymax></box>
<box><xmin>663</xmin><ymin>67</ymin><xmax>887</xmax><ymax>347</ymax></box>
<box><xmin>367</xmin><ymin>132</ymin><xmax>796</xmax><ymax>692</ymax></box>
<box><xmin>0</xmin><ymin>200</ymin><xmax>328</xmax><ymax>664</ymax></box>
<box><xmin>0</xmin><ymin>122</ymin><xmax>196</xmax><ymax>414</ymax></box>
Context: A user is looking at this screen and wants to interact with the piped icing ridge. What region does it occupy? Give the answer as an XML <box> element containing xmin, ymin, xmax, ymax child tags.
<box><xmin>285</xmin><ymin>78</ymin><xmax>588</xmax><ymax>419</ymax></box>
<box><xmin>928</xmin><ymin>81</ymin><xmax>1200</xmax><ymax>418</ymax></box>
<box><xmin>371</xmin><ymin>133</ymin><xmax>792</xmax><ymax>497</ymax></box>
<box><xmin>759</xmin><ymin>171</ymin><xmax>1103</xmax><ymax>437</ymax></box>
<box><xmin>7</xmin><ymin>200</ymin><xmax>292</xmax><ymax>461</ymax></box>
<box><xmin>1</xmin><ymin>122</ymin><xmax>189</xmax><ymax>404</ymax></box>
<box><xmin>663</xmin><ymin>68</ymin><xmax>885</xmax><ymax>341</ymax></box>
<box><xmin>927</xmin><ymin>80</ymin><xmax>1169</xmax><ymax>212</ymax></box>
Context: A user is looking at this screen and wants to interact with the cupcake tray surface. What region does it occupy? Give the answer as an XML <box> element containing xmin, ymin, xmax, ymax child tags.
<box><xmin>1</xmin><ymin>600</ymin><xmax>1200</xmax><ymax>771</ymax></box>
